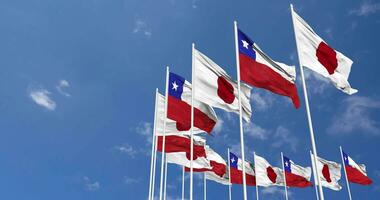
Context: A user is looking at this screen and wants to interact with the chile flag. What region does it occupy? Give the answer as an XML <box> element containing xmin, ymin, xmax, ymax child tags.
<box><xmin>238</xmin><ymin>29</ymin><xmax>300</xmax><ymax>108</ymax></box>
<box><xmin>167</xmin><ymin>72</ymin><xmax>217</xmax><ymax>134</ymax></box>
<box><xmin>342</xmin><ymin>150</ymin><xmax>373</xmax><ymax>185</ymax></box>
<box><xmin>283</xmin><ymin>155</ymin><xmax>312</xmax><ymax>188</ymax></box>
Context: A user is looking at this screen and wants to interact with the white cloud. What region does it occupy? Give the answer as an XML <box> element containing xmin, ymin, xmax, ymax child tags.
<box><xmin>328</xmin><ymin>96</ymin><xmax>380</xmax><ymax>135</ymax></box>
<box><xmin>29</xmin><ymin>88</ymin><xmax>56</xmax><ymax>111</ymax></box>
<box><xmin>302</xmin><ymin>69</ymin><xmax>330</xmax><ymax>95</ymax></box>
<box><xmin>56</xmin><ymin>79</ymin><xmax>71</xmax><ymax>97</ymax></box>
<box><xmin>229</xmin><ymin>142</ymin><xmax>243</xmax><ymax>157</ymax></box>
<box><xmin>251</xmin><ymin>91</ymin><xmax>275</xmax><ymax>111</ymax></box>
<box><xmin>271</xmin><ymin>126</ymin><xmax>299</xmax><ymax>152</ymax></box>
<box><xmin>244</xmin><ymin>123</ymin><xmax>269</xmax><ymax>140</ymax></box>
<box><xmin>83</xmin><ymin>176</ymin><xmax>100</xmax><ymax>191</ymax></box>
<box><xmin>289</xmin><ymin>51</ymin><xmax>296</xmax><ymax>61</ymax></box>
<box><xmin>350</xmin><ymin>1</ymin><xmax>380</xmax><ymax>16</ymax></box>
<box><xmin>192</xmin><ymin>0</ymin><xmax>198</xmax><ymax>9</ymax></box>
<box><xmin>115</xmin><ymin>143</ymin><xmax>138</xmax><ymax>158</ymax></box>
<box><xmin>324</xmin><ymin>28</ymin><xmax>333</xmax><ymax>39</ymax></box>
<box><xmin>261</xmin><ymin>187</ymin><xmax>292</xmax><ymax>198</ymax></box>
<box><xmin>136</xmin><ymin>122</ymin><xmax>153</xmax><ymax>143</ymax></box>
<box><xmin>133</xmin><ymin>19</ymin><xmax>152</xmax><ymax>37</ymax></box>
<box><xmin>212</xmin><ymin>118</ymin><xmax>224</xmax><ymax>135</ymax></box>
<box><xmin>223</xmin><ymin>112</ymin><xmax>235</xmax><ymax>123</ymax></box>
<box><xmin>229</xmin><ymin>139</ymin><xmax>254</xmax><ymax>158</ymax></box>
<box><xmin>124</xmin><ymin>176</ymin><xmax>141</xmax><ymax>184</ymax></box>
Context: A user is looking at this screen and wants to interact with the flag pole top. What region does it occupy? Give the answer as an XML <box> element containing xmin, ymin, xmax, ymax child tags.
<box><xmin>156</xmin><ymin>88</ymin><xmax>158</xmax><ymax>93</ymax></box>
<box><xmin>290</xmin><ymin>4</ymin><xmax>293</xmax><ymax>10</ymax></box>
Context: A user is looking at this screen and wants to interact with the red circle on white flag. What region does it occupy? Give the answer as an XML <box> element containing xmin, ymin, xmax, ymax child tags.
<box><xmin>266</xmin><ymin>166</ymin><xmax>277</xmax><ymax>183</ymax></box>
<box><xmin>316</xmin><ymin>41</ymin><xmax>338</xmax><ymax>75</ymax></box>
<box><xmin>217</xmin><ymin>76</ymin><xmax>234</xmax><ymax>104</ymax></box>
<box><xmin>322</xmin><ymin>164</ymin><xmax>332</xmax><ymax>183</ymax></box>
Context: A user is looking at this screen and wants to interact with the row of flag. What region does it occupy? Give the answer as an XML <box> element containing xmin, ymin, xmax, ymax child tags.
<box><xmin>158</xmin><ymin>134</ymin><xmax>372</xmax><ymax>189</ymax></box>
<box><xmin>148</xmin><ymin>5</ymin><xmax>370</xmax><ymax>200</ymax></box>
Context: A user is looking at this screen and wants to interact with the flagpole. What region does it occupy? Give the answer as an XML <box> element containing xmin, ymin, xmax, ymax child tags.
<box><xmin>228</xmin><ymin>148</ymin><xmax>232</xmax><ymax>200</ymax></box>
<box><xmin>151</xmin><ymin>122</ymin><xmax>158</xmax><ymax>200</ymax></box>
<box><xmin>234</xmin><ymin>20</ymin><xmax>248</xmax><ymax>200</ymax></box>
<box><xmin>204</xmin><ymin>141</ymin><xmax>207</xmax><ymax>200</ymax></box>
<box><xmin>190</xmin><ymin>42</ymin><xmax>195</xmax><ymax>200</ymax></box>
<box><xmin>149</xmin><ymin>89</ymin><xmax>159</xmax><ymax>200</ymax></box>
<box><xmin>310</xmin><ymin>150</ymin><xmax>320</xmax><ymax>200</ymax></box>
<box><xmin>281</xmin><ymin>152</ymin><xmax>289</xmax><ymax>200</ymax></box>
<box><xmin>164</xmin><ymin>158</ymin><xmax>168</xmax><ymax>200</ymax></box>
<box><xmin>340</xmin><ymin>146</ymin><xmax>353</xmax><ymax>200</ymax></box>
<box><xmin>253</xmin><ymin>152</ymin><xmax>259</xmax><ymax>200</ymax></box>
<box><xmin>290</xmin><ymin>4</ymin><xmax>324</xmax><ymax>200</ymax></box>
<box><xmin>159</xmin><ymin>67</ymin><xmax>170</xmax><ymax>200</ymax></box>
<box><xmin>204</xmin><ymin>172</ymin><xmax>207</xmax><ymax>200</ymax></box>
<box><xmin>182</xmin><ymin>167</ymin><xmax>185</xmax><ymax>200</ymax></box>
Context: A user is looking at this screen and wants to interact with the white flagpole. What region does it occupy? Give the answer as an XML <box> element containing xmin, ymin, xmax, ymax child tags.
<box><xmin>182</xmin><ymin>167</ymin><xmax>185</xmax><ymax>200</ymax></box>
<box><xmin>151</xmin><ymin>129</ymin><xmax>158</xmax><ymax>200</ymax></box>
<box><xmin>253</xmin><ymin>152</ymin><xmax>259</xmax><ymax>200</ymax></box>
<box><xmin>310</xmin><ymin>151</ymin><xmax>320</xmax><ymax>200</ymax></box>
<box><xmin>290</xmin><ymin>4</ymin><xmax>324</xmax><ymax>200</ymax></box>
<box><xmin>159</xmin><ymin>67</ymin><xmax>170</xmax><ymax>200</ymax></box>
<box><xmin>340</xmin><ymin>146</ymin><xmax>353</xmax><ymax>200</ymax></box>
<box><xmin>204</xmin><ymin>172</ymin><xmax>207</xmax><ymax>200</ymax></box>
<box><xmin>228</xmin><ymin>148</ymin><xmax>232</xmax><ymax>200</ymax></box>
<box><xmin>281</xmin><ymin>152</ymin><xmax>289</xmax><ymax>200</ymax></box>
<box><xmin>203</xmin><ymin>140</ymin><xmax>207</xmax><ymax>200</ymax></box>
<box><xmin>149</xmin><ymin>89</ymin><xmax>159</xmax><ymax>200</ymax></box>
<box><xmin>151</xmin><ymin>106</ymin><xmax>159</xmax><ymax>200</ymax></box>
<box><xmin>164</xmin><ymin>158</ymin><xmax>168</xmax><ymax>200</ymax></box>
<box><xmin>233</xmin><ymin>20</ymin><xmax>248</xmax><ymax>200</ymax></box>
<box><xmin>190</xmin><ymin>43</ymin><xmax>195</xmax><ymax>200</ymax></box>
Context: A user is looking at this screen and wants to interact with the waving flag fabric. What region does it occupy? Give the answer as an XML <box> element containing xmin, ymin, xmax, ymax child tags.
<box><xmin>168</xmin><ymin>72</ymin><xmax>218</xmax><ymax>134</ymax></box>
<box><xmin>254</xmin><ymin>154</ymin><xmax>284</xmax><ymax>187</ymax></box>
<box><xmin>155</xmin><ymin>92</ymin><xmax>203</xmax><ymax>136</ymax></box>
<box><xmin>156</xmin><ymin>135</ymin><xmax>206</xmax><ymax>158</ymax></box>
<box><xmin>185</xmin><ymin>146</ymin><xmax>230</xmax><ymax>185</ymax></box>
<box><xmin>311</xmin><ymin>154</ymin><xmax>342</xmax><ymax>191</ymax></box>
<box><xmin>193</xmin><ymin>48</ymin><xmax>252</xmax><ymax>122</ymax></box>
<box><xmin>342</xmin><ymin>150</ymin><xmax>373</xmax><ymax>185</ymax></box>
<box><xmin>229</xmin><ymin>152</ymin><xmax>256</xmax><ymax>186</ymax></box>
<box><xmin>291</xmin><ymin>8</ymin><xmax>357</xmax><ymax>95</ymax></box>
<box><xmin>283</xmin><ymin>155</ymin><xmax>312</xmax><ymax>187</ymax></box>
<box><xmin>238</xmin><ymin>29</ymin><xmax>300</xmax><ymax>108</ymax></box>
<box><xmin>166</xmin><ymin>136</ymin><xmax>210</xmax><ymax>169</ymax></box>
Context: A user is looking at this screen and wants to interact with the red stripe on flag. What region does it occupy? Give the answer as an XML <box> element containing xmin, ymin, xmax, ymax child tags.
<box><xmin>167</xmin><ymin>96</ymin><xmax>216</xmax><ymax>133</ymax></box>
<box><xmin>230</xmin><ymin>167</ymin><xmax>256</xmax><ymax>186</ymax></box>
<box><xmin>239</xmin><ymin>54</ymin><xmax>300</xmax><ymax>108</ymax></box>
<box><xmin>156</xmin><ymin>135</ymin><xmax>206</xmax><ymax>158</ymax></box>
<box><xmin>345</xmin><ymin>166</ymin><xmax>373</xmax><ymax>185</ymax></box>
<box><xmin>185</xmin><ymin>161</ymin><xmax>226</xmax><ymax>177</ymax></box>
<box><xmin>285</xmin><ymin>171</ymin><xmax>312</xmax><ymax>188</ymax></box>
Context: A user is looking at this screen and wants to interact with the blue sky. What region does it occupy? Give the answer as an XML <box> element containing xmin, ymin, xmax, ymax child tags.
<box><xmin>0</xmin><ymin>0</ymin><xmax>379</xmax><ymax>199</ymax></box>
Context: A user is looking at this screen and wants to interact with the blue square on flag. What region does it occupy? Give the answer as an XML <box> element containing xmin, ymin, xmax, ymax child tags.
<box><xmin>283</xmin><ymin>156</ymin><xmax>291</xmax><ymax>173</ymax></box>
<box><xmin>342</xmin><ymin>150</ymin><xmax>349</xmax><ymax>166</ymax></box>
<box><xmin>229</xmin><ymin>152</ymin><xmax>238</xmax><ymax>169</ymax></box>
<box><xmin>238</xmin><ymin>29</ymin><xmax>256</xmax><ymax>60</ymax></box>
<box><xmin>169</xmin><ymin>72</ymin><xmax>185</xmax><ymax>99</ymax></box>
